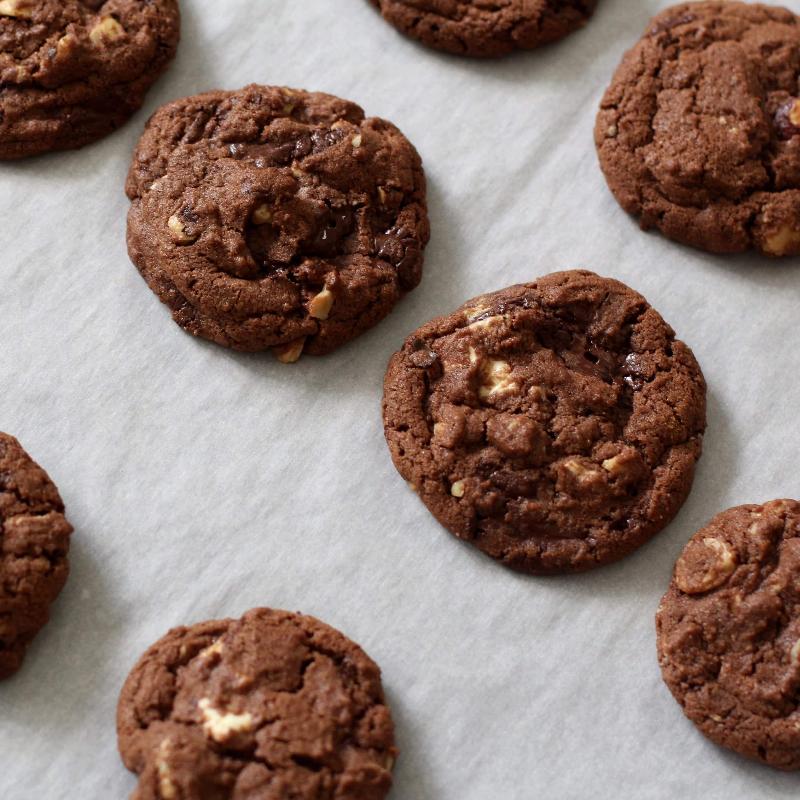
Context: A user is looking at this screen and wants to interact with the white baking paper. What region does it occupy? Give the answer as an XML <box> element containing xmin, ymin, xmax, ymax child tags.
<box><xmin>1</xmin><ymin>1</ymin><xmax>799</xmax><ymax>797</ymax></box>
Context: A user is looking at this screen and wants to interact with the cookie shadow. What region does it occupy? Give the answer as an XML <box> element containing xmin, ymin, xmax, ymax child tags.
<box><xmin>386</xmin><ymin>685</ymin><xmax>439</xmax><ymax>800</ymax></box>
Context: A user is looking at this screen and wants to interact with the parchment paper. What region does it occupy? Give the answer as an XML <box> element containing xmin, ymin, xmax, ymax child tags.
<box><xmin>1</xmin><ymin>1</ymin><xmax>799</xmax><ymax>797</ymax></box>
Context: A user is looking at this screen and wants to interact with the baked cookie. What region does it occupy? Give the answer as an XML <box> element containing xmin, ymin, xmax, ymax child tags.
<box><xmin>657</xmin><ymin>500</ymin><xmax>800</xmax><ymax>770</ymax></box>
<box><xmin>117</xmin><ymin>608</ymin><xmax>397</xmax><ymax>799</ymax></box>
<box><xmin>596</xmin><ymin>2</ymin><xmax>800</xmax><ymax>257</ymax></box>
<box><xmin>126</xmin><ymin>85</ymin><xmax>429</xmax><ymax>360</ymax></box>
<box><xmin>0</xmin><ymin>0</ymin><xmax>180</xmax><ymax>160</ymax></box>
<box><xmin>369</xmin><ymin>0</ymin><xmax>597</xmax><ymax>58</ymax></box>
<box><xmin>0</xmin><ymin>432</ymin><xmax>72</xmax><ymax>679</ymax></box>
<box><xmin>383</xmin><ymin>270</ymin><xmax>706</xmax><ymax>574</ymax></box>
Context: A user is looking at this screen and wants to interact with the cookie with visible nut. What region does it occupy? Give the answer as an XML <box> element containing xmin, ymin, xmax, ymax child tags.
<box><xmin>117</xmin><ymin>608</ymin><xmax>397</xmax><ymax>799</ymax></box>
<box><xmin>126</xmin><ymin>85</ymin><xmax>429</xmax><ymax>360</ymax></box>
<box><xmin>596</xmin><ymin>2</ymin><xmax>800</xmax><ymax>257</ymax></box>
<box><xmin>0</xmin><ymin>432</ymin><xmax>73</xmax><ymax>679</ymax></box>
<box><xmin>657</xmin><ymin>500</ymin><xmax>800</xmax><ymax>770</ymax></box>
<box><xmin>0</xmin><ymin>0</ymin><xmax>180</xmax><ymax>159</ymax></box>
<box><xmin>383</xmin><ymin>270</ymin><xmax>706</xmax><ymax>574</ymax></box>
<box><xmin>369</xmin><ymin>0</ymin><xmax>597</xmax><ymax>58</ymax></box>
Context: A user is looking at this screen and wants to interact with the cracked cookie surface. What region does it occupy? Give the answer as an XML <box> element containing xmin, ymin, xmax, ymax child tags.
<box><xmin>369</xmin><ymin>0</ymin><xmax>597</xmax><ymax>57</ymax></box>
<box><xmin>382</xmin><ymin>270</ymin><xmax>706</xmax><ymax>574</ymax></box>
<box><xmin>117</xmin><ymin>608</ymin><xmax>397</xmax><ymax>800</ymax></box>
<box><xmin>657</xmin><ymin>500</ymin><xmax>800</xmax><ymax>770</ymax></box>
<box><xmin>0</xmin><ymin>0</ymin><xmax>180</xmax><ymax>159</ymax></box>
<box><xmin>596</xmin><ymin>1</ymin><xmax>800</xmax><ymax>257</ymax></box>
<box><xmin>0</xmin><ymin>432</ymin><xmax>72</xmax><ymax>679</ymax></box>
<box><xmin>125</xmin><ymin>84</ymin><xmax>429</xmax><ymax>359</ymax></box>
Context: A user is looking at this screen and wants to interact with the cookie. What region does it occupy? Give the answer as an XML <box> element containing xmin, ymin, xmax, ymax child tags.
<box><xmin>0</xmin><ymin>432</ymin><xmax>72</xmax><ymax>679</ymax></box>
<box><xmin>369</xmin><ymin>0</ymin><xmax>597</xmax><ymax>58</ymax></box>
<box><xmin>117</xmin><ymin>608</ymin><xmax>397</xmax><ymax>799</ymax></box>
<box><xmin>596</xmin><ymin>2</ymin><xmax>800</xmax><ymax>257</ymax></box>
<box><xmin>383</xmin><ymin>270</ymin><xmax>706</xmax><ymax>574</ymax></box>
<box><xmin>126</xmin><ymin>85</ymin><xmax>429</xmax><ymax>360</ymax></box>
<box><xmin>657</xmin><ymin>500</ymin><xmax>800</xmax><ymax>770</ymax></box>
<box><xmin>0</xmin><ymin>0</ymin><xmax>180</xmax><ymax>160</ymax></box>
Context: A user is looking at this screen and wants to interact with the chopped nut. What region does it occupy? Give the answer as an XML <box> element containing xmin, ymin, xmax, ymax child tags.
<box><xmin>291</xmin><ymin>167</ymin><xmax>305</xmax><ymax>180</ymax></box>
<box><xmin>199</xmin><ymin>639</ymin><xmax>224</xmax><ymax>660</ymax></box>
<box><xmin>763</xmin><ymin>225</ymin><xmax>800</xmax><ymax>256</ymax></box>
<box><xmin>450</xmin><ymin>480</ymin><xmax>465</xmax><ymax>498</ymax></box>
<box><xmin>469</xmin><ymin>314</ymin><xmax>505</xmax><ymax>332</ymax></box>
<box><xmin>564</xmin><ymin>459</ymin><xmax>597</xmax><ymax>480</ymax></box>
<box><xmin>351</xmin><ymin>134</ymin><xmax>363</xmax><ymax>148</ymax></box>
<box><xmin>308</xmin><ymin>287</ymin><xmax>334</xmax><ymax>320</ymax></box>
<box><xmin>606</xmin><ymin>124</ymin><xmax>618</xmax><ymax>137</ymax></box>
<box><xmin>198</xmin><ymin>698</ymin><xmax>254</xmax><ymax>743</ymax></box>
<box><xmin>251</xmin><ymin>203</ymin><xmax>272</xmax><ymax>225</ymax></box>
<box><xmin>168</xmin><ymin>214</ymin><xmax>198</xmax><ymax>244</ymax></box>
<box><xmin>791</xmin><ymin>639</ymin><xmax>800</xmax><ymax>666</ymax></box>
<box><xmin>156</xmin><ymin>740</ymin><xmax>177</xmax><ymax>800</ymax></box>
<box><xmin>272</xmin><ymin>338</ymin><xmax>305</xmax><ymax>364</ymax></box>
<box><xmin>0</xmin><ymin>0</ymin><xmax>33</xmax><ymax>18</ymax></box>
<box><xmin>282</xmin><ymin>103</ymin><xmax>295</xmax><ymax>115</ymax></box>
<box><xmin>407</xmin><ymin>482</ymin><xmax>417</xmax><ymax>493</ymax></box>
<box><xmin>675</xmin><ymin>537</ymin><xmax>737</xmax><ymax>595</ymax></box>
<box><xmin>464</xmin><ymin>305</ymin><xmax>490</xmax><ymax>323</ymax></box>
<box><xmin>377</xmin><ymin>186</ymin><xmax>387</xmax><ymax>205</ymax></box>
<box><xmin>477</xmin><ymin>358</ymin><xmax>518</xmax><ymax>400</ymax></box>
<box><xmin>602</xmin><ymin>456</ymin><xmax>623</xmax><ymax>473</ymax></box>
<box><xmin>89</xmin><ymin>16</ymin><xmax>125</xmax><ymax>45</ymax></box>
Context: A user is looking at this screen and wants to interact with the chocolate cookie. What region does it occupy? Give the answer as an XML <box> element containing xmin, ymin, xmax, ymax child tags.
<box><xmin>369</xmin><ymin>0</ymin><xmax>597</xmax><ymax>58</ymax></box>
<box><xmin>0</xmin><ymin>432</ymin><xmax>72</xmax><ymax>679</ymax></box>
<box><xmin>117</xmin><ymin>608</ymin><xmax>397</xmax><ymax>799</ymax></box>
<box><xmin>596</xmin><ymin>2</ymin><xmax>800</xmax><ymax>257</ymax></box>
<box><xmin>126</xmin><ymin>85</ymin><xmax>429</xmax><ymax>360</ymax></box>
<box><xmin>383</xmin><ymin>270</ymin><xmax>706</xmax><ymax>574</ymax></box>
<box><xmin>657</xmin><ymin>500</ymin><xmax>800</xmax><ymax>770</ymax></box>
<box><xmin>0</xmin><ymin>0</ymin><xmax>180</xmax><ymax>160</ymax></box>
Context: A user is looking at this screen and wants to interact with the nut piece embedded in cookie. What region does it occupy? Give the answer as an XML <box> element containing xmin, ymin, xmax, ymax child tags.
<box><xmin>763</xmin><ymin>225</ymin><xmax>800</xmax><ymax>257</ymax></box>
<box><xmin>116</xmin><ymin>608</ymin><xmax>398</xmax><ymax>799</ymax></box>
<box><xmin>308</xmin><ymin>287</ymin><xmax>334</xmax><ymax>320</ymax></box>
<box><xmin>167</xmin><ymin>214</ymin><xmax>199</xmax><ymax>244</ymax></box>
<box><xmin>272</xmin><ymin>338</ymin><xmax>306</xmax><ymax>364</ymax></box>
<box><xmin>775</xmin><ymin>98</ymin><xmax>800</xmax><ymax>139</ymax></box>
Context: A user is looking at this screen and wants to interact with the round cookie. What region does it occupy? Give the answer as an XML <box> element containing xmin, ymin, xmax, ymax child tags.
<box><xmin>0</xmin><ymin>0</ymin><xmax>180</xmax><ymax>160</ymax></box>
<box><xmin>596</xmin><ymin>2</ymin><xmax>800</xmax><ymax>257</ymax></box>
<box><xmin>0</xmin><ymin>432</ymin><xmax>72</xmax><ymax>679</ymax></box>
<box><xmin>369</xmin><ymin>0</ymin><xmax>597</xmax><ymax>58</ymax></box>
<box><xmin>383</xmin><ymin>270</ymin><xmax>706</xmax><ymax>574</ymax></box>
<box><xmin>117</xmin><ymin>608</ymin><xmax>397</xmax><ymax>799</ymax></box>
<box><xmin>657</xmin><ymin>500</ymin><xmax>800</xmax><ymax>770</ymax></box>
<box><xmin>126</xmin><ymin>84</ymin><xmax>429</xmax><ymax>360</ymax></box>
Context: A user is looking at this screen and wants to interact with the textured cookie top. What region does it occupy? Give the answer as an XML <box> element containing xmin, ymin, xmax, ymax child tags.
<box><xmin>117</xmin><ymin>608</ymin><xmax>397</xmax><ymax>800</ymax></box>
<box><xmin>370</xmin><ymin>0</ymin><xmax>597</xmax><ymax>58</ymax></box>
<box><xmin>0</xmin><ymin>0</ymin><xmax>180</xmax><ymax>158</ymax></box>
<box><xmin>0</xmin><ymin>432</ymin><xmax>72</xmax><ymax>679</ymax></box>
<box><xmin>657</xmin><ymin>500</ymin><xmax>800</xmax><ymax>770</ymax></box>
<box><xmin>383</xmin><ymin>270</ymin><xmax>706</xmax><ymax>574</ymax></box>
<box><xmin>126</xmin><ymin>85</ymin><xmax>429</xmax><ymax>358</ymax></box>
<box><xmin>596</xmin><ymin>2</ymin><xmax>800</xmax><ymax>256</ymax></box>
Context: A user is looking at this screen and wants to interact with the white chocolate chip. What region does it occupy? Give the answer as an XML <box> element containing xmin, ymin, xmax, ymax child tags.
<box><xmin>89</xmin><ymin>16</ymin><xmax>125</xmax><ymax>45</ymax></box>
<box><xmin>199</xmin><ymin>639</ymin><xmax>224</xmax><ymax>659</ymax></box>
<box><xmin>464</xmin><ymin>305</ymin><xmax>490</xmax><ymax>323</ymax></box>
<box><xmin>468</xmin><ymin>314</ymin><xmax>505</xmax><ymax>332</ymax></box>
<box><xmin>675</xmin><ymin>537</ymin><xmax>737</xmax><ymax>595</ymax></box>
<box><xmin>168</xmin><ymin>214</ymin><xmax>198</xmax><ymax>244</ymax></box>
<box><xmin>606</xmin><ymin>124</ymin><xmax>618</xmax><ymax>137</ymax></box>
<box><xmin>156</xmin><ymin>740</ymin><xmax>177</xmax><ymax>800</ymax></box>
<box><xmin>351</xmin><ymin>134</ymin><xmax>363</xmax><ymax>148</ymax></box>
<box><xmin>198</xmin><ymin>698</ymin><xmax>254</xmax><ymax>743</ymax></box>
<box><xmin>477</xmin><ymin>359</ymin><xmax>518</xmax><ymax>400</ymax></box>
<box><xmin>252</xmin><ymin>203</ymin><xmax>272</xmax><ymax>225</ymax></box>
<box><xmin>308</xmin><ymin>287</ymin><xmax>334</xmax><ymax>320</ymax></box>
<box><xmin>791</xmin><ymin>639</ymin><xmax>800</xmax><ymax>666</ymax></box>
<box><xmin>272</xmin><ymin>338</ymin><xmax>305</xmax><ymax>364</ymax></box>
<box><xmin>450</xmin><ymin>480</ymin><xmax>465</xmax><ymax>498</ymax></box>
<box><xmin>0</xmin><ymin>0</ymin><xmax>32</xmax><ymax>17</ymax></box>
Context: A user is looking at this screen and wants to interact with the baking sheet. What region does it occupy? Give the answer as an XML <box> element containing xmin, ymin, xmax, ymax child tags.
<box><xmin>1</xmin><ymin>1</ymin><xmax>799</xmax><ymax>797</ymax></box>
